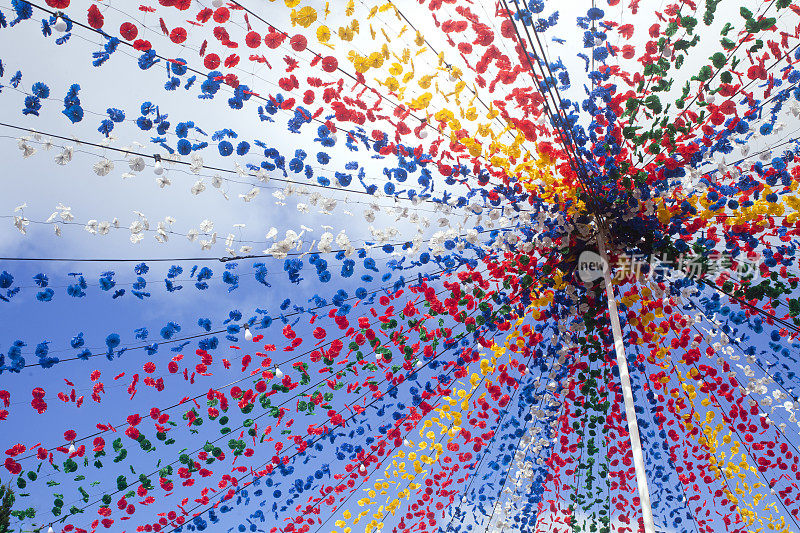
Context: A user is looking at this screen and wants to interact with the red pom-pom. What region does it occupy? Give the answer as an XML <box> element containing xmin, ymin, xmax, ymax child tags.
<box><xmin>621</xmin><ymin>44</ymin><xmax>635</xmax><ymax>59</ymax></box>
<box><xmin>119</xmin><ymin>22</ymin><xmax>138</xmax><ymax>40</ymax></box>
<box><xmin>133</xmin><ymin>39</ymin><xmax>152</xmax><ymax>51</ymax></box>
<box><xmin>196</xmin><ymin>7</ymin><xmax>213</xmax><ymax>23</ymax></box>
<box><xmin>170</xmin><ymin>27</ymin><xmax>188</xmax><ymax>44</ymax></box>
<box><xmin>87</xmin><ymin>4</ymin><xmax>104</xmax><ymax>29</ymax></box>
<box><xmin>4</xmin><ymin>457</ymin><xmax>21</xmax><ymax>475</ymax></box>
<box><xmin>245</xmin><ymin>31</ymin><xmax>261</xmax><ymax>48</ymax></box>
<box><xmin>500</xmin><ymin>19</ymin><xmax>516</xmax><ymax>38</ymax></box>
<box><xmin>290</xmin><ymin>34</ymin><xmax>307</xmax><ymax>52</ymax></box>
<box><xmin>64</xmin><ymin>429</ymin><xmax>77</xmax><ymax>441</ymax></box>
<box><xmin>45</xmin><ymin>0</ymin><xmax>70</xmax><ymax>8</ymax></box>
<box><xmin>224</xmin><ymin>73</ymin><xmax>240</xmax><ymax>87</ymax></box>
<box><xmin>321</xmin><ymin>56</ymin><xmax>338</xmax><ymax>73</ymax></box>
<box><xmin>31</xmin><ymin>393</ymin><xmax>48</xmax><ymax>414</ymax></box>
<box><xmin>204</xmin><ymin>53</ymin><xmax>220</xmax><ymax>70</ymax></box>
<box><xmin>264</xmin><ymin>32</ymin><xmax>285</xmax><ymax>49</ymax></box>
<box><xmin>224</xmin><ymin>53</ymin><xmax>240</xmax><ymax>68</ymax></box>
<box><xmin>213</xmin><ymin>7</ymin><xmax>230</xmax><ymax>23</ymax></box>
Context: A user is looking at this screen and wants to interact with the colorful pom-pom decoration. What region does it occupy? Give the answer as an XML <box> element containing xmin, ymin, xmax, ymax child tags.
<box><xmin>2</xmin><ymin>2</ymin><xmax>800</xmax><ymax>533</ymax></box>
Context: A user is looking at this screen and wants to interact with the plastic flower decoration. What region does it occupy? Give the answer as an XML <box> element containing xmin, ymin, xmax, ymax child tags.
<box><xmin>1</xmin><ymin>1</ymin><xmax>800</xmax><ymax>533</ymax></box>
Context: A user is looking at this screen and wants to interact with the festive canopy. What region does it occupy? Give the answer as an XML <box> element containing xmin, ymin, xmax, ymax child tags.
<box><xmin>1</xmin><ymin>0</ymin><xmax>800</xmax><ymax>532</ymax></box>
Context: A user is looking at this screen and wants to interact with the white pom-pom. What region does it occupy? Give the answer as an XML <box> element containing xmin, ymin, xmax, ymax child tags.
<box><xmin>54</xmin><ymin>16</ymin><xmax>67</xmax><ymax>32</ymax></box>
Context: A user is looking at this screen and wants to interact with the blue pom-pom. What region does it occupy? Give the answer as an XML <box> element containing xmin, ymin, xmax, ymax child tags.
<box><xmin>587</xmin><ymin>7</ymin><xmax>604</xmax><ymax>20</ymax></box>
<box><xmin>219</xmin><ymin>140</ymin><xmax>233</xmax><ymax>156</ymax></box>
<box><xmin>31</xmin><ymin>82</ymin><xmax>50</xmax><ymax>98</ymax></box>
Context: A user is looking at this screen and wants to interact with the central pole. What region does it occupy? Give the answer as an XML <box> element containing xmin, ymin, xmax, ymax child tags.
<box><xmin>596</xmin><ymin>222</ymin><xmax>656</xmax><ymax>533</ymax></box>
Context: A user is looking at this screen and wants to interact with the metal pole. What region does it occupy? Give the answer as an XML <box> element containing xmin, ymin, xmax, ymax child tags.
<box><xmin>596</xmin><ymin>223</ymin><xmax>656</xmax><ymax>533</ymax></box>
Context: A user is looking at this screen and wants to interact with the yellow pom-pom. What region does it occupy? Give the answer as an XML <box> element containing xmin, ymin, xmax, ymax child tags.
<box><xmin>316</xmin><ymin>25</ymin><xmax>331</xmax><ymax>42</ymax></box>
<box><xmin>293</xmin><ymin>6</ymin><xmax>317</xmax><ymax>27</ymax></box>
